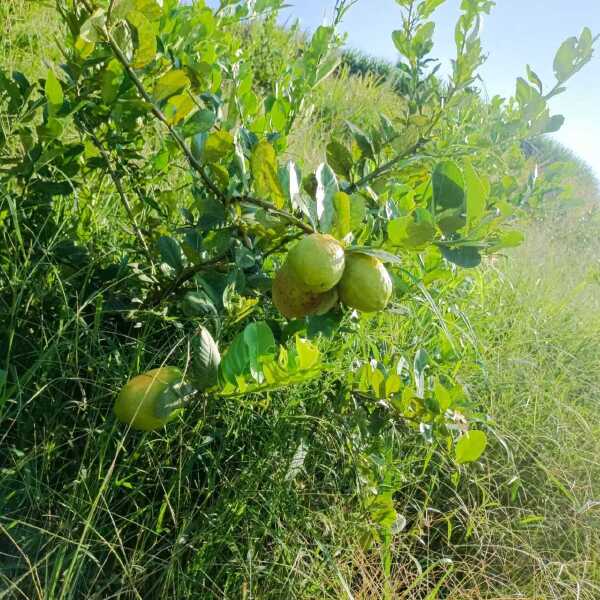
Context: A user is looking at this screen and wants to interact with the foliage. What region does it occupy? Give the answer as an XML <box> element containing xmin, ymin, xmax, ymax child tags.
<box><xmin>1</xmin><ymin>0</ymin><xmax>599</xmax><ymax>597</ymax></box>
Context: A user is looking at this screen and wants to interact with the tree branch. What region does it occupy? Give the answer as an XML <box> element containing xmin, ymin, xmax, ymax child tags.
<box><xmin>97</xmin><ymin>20</ymin><xmax>316</xmax><ymax>236</ymax></box>
<box><xmin>82</xmin><ymin>124</ymin><xmax>155</xmax><ymax>267</ymax></box>
<box><xmin>346</xmin><ymin>138</ymin><xmax>426</xmax><ymax>193</ymax></box>
<box><xmin>233</xmin><ymin>195</ymin><xmax>315</xmax><ymax>234</ymax></box>
<box><xmin>143</xmin><ymin>256</ymin><xmax>229</xmax><ymax>309</ymax></box>
<box><xmin>100</xmin><ymin>24</ymin><xmax>226</xmax><ymax>202</ymax></box>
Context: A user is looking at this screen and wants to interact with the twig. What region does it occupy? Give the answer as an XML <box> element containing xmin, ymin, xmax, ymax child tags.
<box><xmin>98</xmin><ymin>24</ymin><xmax>225</xmax><ymax>202</ymax></box>
<box><xmin>262</xmin><ymin>232</ymin><xmax>304</xmax><ymax>257</ymax></box>
<box><xmin>143</xmin><ymin>255</ymin><xmax>228</xmax><ymax>308</ymax></box>
<box><xmin>346</xmin><ymin>138</ymin><xmax>426</xmax><ymax>193</ymax></box>
<box><xmin>90</xmin><ymin>11</ymin><xmax>316</xmax><ymax>235</ymax></box>
<box><xmin>233</xmin><ymin>195</ymin><xmax>315</xmax><ymax>234</ymax></box>
<box><xmin>82</xmin><ymin>124</ymin><xmax>155</xmax><ymax>268</ymax></box>
<box><xmin>347</xmin><ymin>84</ymin><xmax>457</xmax><ymax>194</ymax></box>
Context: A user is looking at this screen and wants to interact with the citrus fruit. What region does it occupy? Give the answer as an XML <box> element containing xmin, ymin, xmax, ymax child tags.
<box><xmin>114</xmin><ymin>367</ymin><xmax>184</xmax><ymax>431</ymax></box>
<box><xmin>338</xmin><ymin>253</ymin><xmax>392</xmax><ymax>312</ymax></box>
<box><xmin>287</xmin><ymin>233</ymin><xmax>345</xmax><ymax>292</ymax></box>
<box><xmin>272</xmin><ymin>262</ymin><xmax>338</xmax><ymax>319</ymax></box>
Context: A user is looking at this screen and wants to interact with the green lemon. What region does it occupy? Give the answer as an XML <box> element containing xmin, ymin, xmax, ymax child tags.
<box><xmin>287</xmin><ymin>233</ymin><xmax>345</xmax><ymax>292</ymax></box>
<box><xmin>114</xmin><ymin>367</ymin><xmax>184</xmax><ymax>431</ymax></box>
<box><xmin>272</xmin><ymin>262</ymin><xmax>338</xmax><ymax>319</ymax></box>
<box><xmin>338</xmin><ymin>253</ymin><xmax>392</xmax><ymax>312</ymax></box>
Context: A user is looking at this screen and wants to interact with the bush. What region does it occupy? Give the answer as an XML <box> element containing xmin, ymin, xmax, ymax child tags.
<box><xmin>0</xmin><ymin>0</ymin><xmax>597</xmax><ymax>596</ymax></box>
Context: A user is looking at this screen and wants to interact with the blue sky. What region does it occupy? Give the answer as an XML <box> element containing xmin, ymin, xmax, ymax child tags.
<box><xmin>277</xmin><ymin>0</ymin><xmax>600</xmax><ymax>177</ymax></box>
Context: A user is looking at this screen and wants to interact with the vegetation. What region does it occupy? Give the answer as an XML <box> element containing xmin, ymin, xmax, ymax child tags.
<box><xmin>1</xmin><ymin>0</ymin><xmax>599</xmax><ymax>598</ymax></box>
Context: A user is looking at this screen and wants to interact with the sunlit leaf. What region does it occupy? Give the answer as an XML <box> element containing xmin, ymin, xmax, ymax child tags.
<box><xmin>464</xmin><ymin>161</ymin><xmax>489</xmax><ymax>230</ymax></box>
<box><xmin>455</xmin><ymin>430</ymin><xmax>488</xmax><ymax>464</ymax></box>
<box><xmin>388</xmin><ymin>216</ymin><xmax>435</xmax><ymax>249</ymax></box>
<box><xmin>102</xmin><ymin>59</ymin><xmax>125</xmax><ymax>105</ymax></box>
<box><xmin>332</xmin><ymin>191</ymin><xmax>351</xmax><ymax>240</ymax></box>
<box><xmin>154</xmin><ymin>70</ymin><xmax>190</xmax><ymax>102</ymax></box>
<box><xmin>128</xmin><ymin>11</ymin><xmax>157</xmax><ymax>69</ymax></box>
<box><xmin>203</xmin><ymin>130</ymin><xmax>234</xmax><ymax>162</ymax></box>
<box><xmin>45</xmin><ymin>70</ymin><xmax>64</xmax><ymax>115</ymax></box>
<box><xmin>250</xmin><ymin>140</ymin><xmax>285</xmax><ymax>208</ymax></box>
<box><xmin>315</xmin><ymin>163</ymin><xmax>338</xmax><ymax>233</ymax></box>
<box><xmin>164</xmin><ymin>93</ymin><xmax>195</xmax><ymax>125</ymax></box>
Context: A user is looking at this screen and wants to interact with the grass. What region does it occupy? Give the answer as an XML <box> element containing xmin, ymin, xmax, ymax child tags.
<box><xmin>2</xmin><ymin>1</ymin><xmax>600</xmax><ymax>598</ymax></box>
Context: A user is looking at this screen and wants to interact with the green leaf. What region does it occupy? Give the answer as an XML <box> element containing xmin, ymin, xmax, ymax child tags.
<box><xmin>526</xmin><ymin>64</ymin><xmax>543</xmax><ymax>94</ymax></box>
<box><xmin>489</xmin><ymin>230</ymin><xmax>525</xmax><ymax>251</ymax></box>
<box><xmin>349</xmin><ymin>194</ymin><xmax>366</xmax><ymax>231</ymax></box>
<box><xmin>418</xmin><ymin>0</ymin><xmax>446</xmax><ymax>19</ymax></box>
<box><xmin>180</xmin><ymin>109</ymin><xmax>216</xmax><ymax>138</ymax></box>
<box><xmin>153</xmin><ymin>70</ymin><xmax>190</xmax><ymax>102</ymax></box>
<box><xmin>553</xmin><ymin>36</ymin><xmax>578</xmax><ymax>81</ymax></box>
<box><xmin>295</xmin><ymin>337</ymin><xmax>320</xmax><ymax>370</ymax></box>
<box><xmin>269</xmin><ymin>98</ymin><xmax>289</xmax><ymax>131</ymax></box>
<box><xmin>113</xmin><ymin>0</ymin><xmax>162</xmax><ymax>21</ymax></box>
<box><xmin>515</xmin><ymin>76</ymin><xmax>535</xmax><ymax>106</ymax></box>
<box><xmin>182</xmin><ymin>291</ymin><xmax>217</xmax><ymax>317</ymax></box>
<box><xmin>279</xmin><ymin>160</ymin><xmax>303</xmax><ymax>211</ymax></box>
<box><xmin>542</xmin><ymin>114</ymin><xmax>565</xmax><ymax>134</ymax></box>
<box><xmin>314</xmin><ymin>52</ymin><xmax>341</xmax><ymax>87</ymax></box>
<box><xmin>127</xmin><ymin>11</ymin><xmax>157</xmax><ymax>69</ymax></box>
<box><xmin>243</xmin><ymin>321</ymin><xmax>276</xmax><ymax>383</ymax></box>
<box><xmin>37</xmin><ymin>118</ymin><xmax>64</xmax><ymax>142</ymax></box>
<box><xmin>433</xmin><ymin>161</ymin><xmax>465</xmax><ymax>210</ymax></box>
<box><xmin>368</xmin><ymin>492</ymin><xmax>397</xmax><ymax>530</ymax></box>
<box><xmin>413</xmin><ymin>348</ymin><xmax>429</xmax><ymax>389</ymax></box>
<box><xmin>578</xmin><ymin>27</ymin><xmax>594</xmax><ymax>54</ymax></box>
<box><xmin>79</xmin><ymin>9</ymin><xmax>106</xmax><ymax>43</ymax></box>
<box><xmin>412</xmin><ymin>21</ymin><xmax>435</xmax><ymax>57</ymax></box>
<box><xmin>306</xmin><ymin>25</ymin><xmax>334</xmax><ymax>58</ymax></box>
<box><xmin>102</xmin><ymin>59</ymin><xmax>124</xmax><ymax>105</ymax></box>
<box><xmin>434</xmin><ymin>379</ymin><xmax>451</xmax><ymax>411</ymax></box>
<box><xmin>392</xmin><ymin>30</ymin><xmax>410</xmax><ymax>56</ymax></box>
<box><xmin>45</xmin><ymin>70</ymin><xmax>64</xmax><ymax>115</ymax></box>
<box><xmin>315</xmin><ymin>163</ymin><xmax>339</xmax><ymax>233</ymax></box>
<box><xmin>189</xmin><ymin>326</ymin><xmax>221</xmax><ymax>390</ymax></box>
<box><xmin>158</xmin><ymin>235</ymin><xmax>183</xmax><ymax>272</ymax></box>
<box><xmin>326</xmin><ymin>139</ymin><xmax>353</xmax><ymax>180</ymax></box>
<box><xmin>464</xmin><ymin>162</ymin><xmax>489</xmax><ymax>230</ymax></box>
<box><xmin>250</xmin><ymin>140</ymin><xmax>285</xmax><ymax>208</ymax></box>
<box><xmin>388</xmin><ymin>216</ymin><xmax>435</xmax><ymax>249</ymax></box>
<box><xmin>220</xmin><ymin>321</ymin><xmax>277</xmax><ymax>387</ymax></box>
<box><xmin>220</xmin><ymin>333</ymin><xmax>249</xmax><ymax>386</ymax></box>
<box><xmin>164</xmin><ymin>93</ymin><xmax>195</xmax><ymax>125</ymax></box>
<box><xmin>203</xmin><ymin>130</ymin><xmax>234</xmax><ymax>162</ymax></box>
<box><xmin>332</xmin><ymin>191</ymin><xmax>351</xmax><ymax>240</ymax></box>
<box><xmin>436</xmin><ymin>210</ymin><xmax>466</xmax><ymax>235</ymax></box>
<box><xmin>455</xmin><ymin>430</ymin><xmax>488</xmax><ymax>464</ymax></box>
<box><xmin>439</xmin><ymin>245</ymin><xmax>481</xmax><ymax>268</ymax></box>
<box><xmin>346</xmin><ymin>121</ymin><xmax>375</xmax><ymax>160</ymax></box>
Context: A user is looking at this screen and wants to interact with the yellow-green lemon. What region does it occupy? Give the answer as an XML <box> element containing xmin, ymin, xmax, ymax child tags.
<box><xmin>114</xmin><ymin>367</ymin><xmax>184</xmax><ymax>431</ymax></box>
<box><xmin>338</xmin><ymin>253</ymin><xmax>392</xmax><ymax>312</ymax></box>
<box><xmin>287</xmin><ymin>233</ymin><xmax>345</xmax><ymax>292</ymax></box>
<box><xmin>272</xmin><ymin>262</ymin><xmax>338</xmax><ymax>319</ymax></box>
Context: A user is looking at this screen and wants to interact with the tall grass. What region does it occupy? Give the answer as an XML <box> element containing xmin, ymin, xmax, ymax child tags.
<box><xmin>2</xmin><ymin>1</ymin><xmax>600</xmax><ymax>598</ymax></box>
